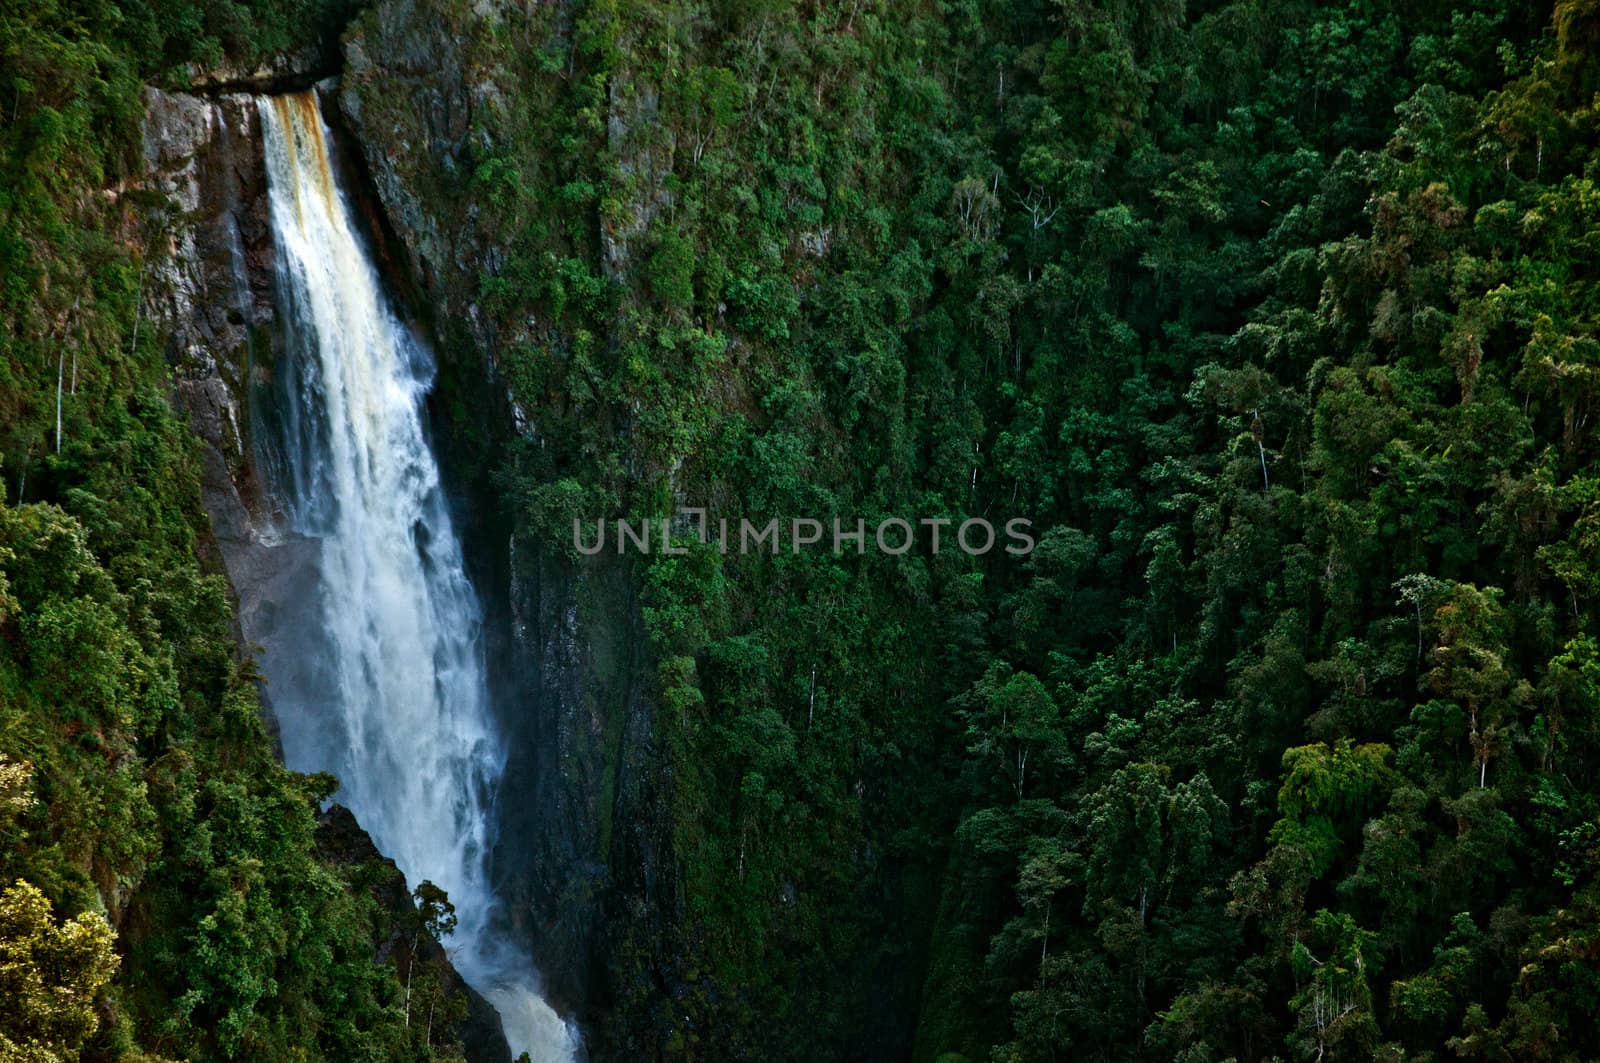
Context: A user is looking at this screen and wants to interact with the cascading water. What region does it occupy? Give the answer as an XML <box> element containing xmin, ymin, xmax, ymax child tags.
<box><xmin>254</xmin><ymin>91</ymin><xmax>577</xmax><ymax>1062</ymax></box>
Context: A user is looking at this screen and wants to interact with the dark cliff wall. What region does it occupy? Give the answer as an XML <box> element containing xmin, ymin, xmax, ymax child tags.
<box><xmin>336</xmin><ymin>2</ymin><xmax>669</xmax><ymax>1032</ymax></box>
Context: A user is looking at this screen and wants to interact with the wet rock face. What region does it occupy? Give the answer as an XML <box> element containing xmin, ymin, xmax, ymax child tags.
<box><xmin>141</xmin><ymin>87</ymin><xmax>271</xmax><ymax>495</ymax></box>
<box><xmin>138</xmin><ymin>86</ymin><xmax>332</xmax><ymax>712</ymax></box>
<box><xmin>139</xmin><ymin>83</ymin><xmax>351</xmax><ymax>728</ymax></box>
<box><xmin>139</xmin><ymin>87</ymin><xmax>289</xmax><ymax>642</ymax></box>
<box><xmin>498</xmin><ymin>547</ymin><xmax>620</xmax><ymax>1014</ymax></box>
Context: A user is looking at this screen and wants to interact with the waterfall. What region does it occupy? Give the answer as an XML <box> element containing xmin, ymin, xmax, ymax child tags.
<box><xmin>254</xmin><ymin>92</ymin><xmax>576</xmax><ymax>1062</ymax></box>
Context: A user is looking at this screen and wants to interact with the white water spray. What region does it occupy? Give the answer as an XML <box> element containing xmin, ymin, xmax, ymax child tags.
<box><xmin>255</xmin><ymin>92</ymin><xmax>577</xmax><ymax>1061</ymax></box>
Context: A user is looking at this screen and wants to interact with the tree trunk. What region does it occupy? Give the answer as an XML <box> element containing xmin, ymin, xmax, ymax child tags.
<box><xmin>404</xmin><ymin>930</ymin><xmax>420</xmax><ymax>1026</ymax></box>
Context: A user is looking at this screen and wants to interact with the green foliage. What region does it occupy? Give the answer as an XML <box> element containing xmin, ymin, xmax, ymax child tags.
<box><xmin>13</xmin><ymin>0</ymin><xmax>1600</xmax><ymax>1057</ymax></box>
<box><xmin>413</xmin><ymin>0</ymin><xmax>1600</xmax><ymax>1057</ymax></box>
<box><xmin>0</xmin><ymin>878</ymin><xmax>119</xmax><ymax>1063</ymax></box>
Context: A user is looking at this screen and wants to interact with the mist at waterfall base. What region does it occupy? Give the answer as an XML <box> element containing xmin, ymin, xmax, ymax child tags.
<box><xmin>253</xmin><ymin>92</ymin><xmax>577</xmax><ymax>1062</ymax></box>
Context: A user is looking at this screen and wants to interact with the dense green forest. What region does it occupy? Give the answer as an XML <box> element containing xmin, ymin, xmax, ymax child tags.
<box><xmin>7</xmin><ymin>0</ymin><xmax>1600</xmax><ymax>1059</ymax></box>
<box><xmin>445</xmin><ymin>0</ymin><xmax>1600</xmax><ymax>1057</ymax></box>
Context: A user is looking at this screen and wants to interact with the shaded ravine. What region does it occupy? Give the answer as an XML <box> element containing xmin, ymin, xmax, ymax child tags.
<box><xmin>253</xmin><ymin>91</ymin><xmax>578</xmax><ymax>1061</ymax></box>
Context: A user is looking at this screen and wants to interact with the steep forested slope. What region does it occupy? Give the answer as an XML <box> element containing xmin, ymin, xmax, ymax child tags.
<box><xmin>7</xmin><ymin>0</ymin><xmax>1600</xmax><ymax>1061</ymax></box>
<box><xmin>365</xmin><ymin>0</ymin><xmax>1600</xmax><ymax>1058</ymax></box>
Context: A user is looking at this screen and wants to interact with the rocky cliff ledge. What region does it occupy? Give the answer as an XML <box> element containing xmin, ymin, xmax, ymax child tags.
<box><xmin>137</xmin><ymin>83</ymin><xmax>328</xmax><ymax>680</ymax></box>
<box><xmin>139</xmin><ymin>85</ymin><xmax>270</xmax><ymax>547</ymax></box>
